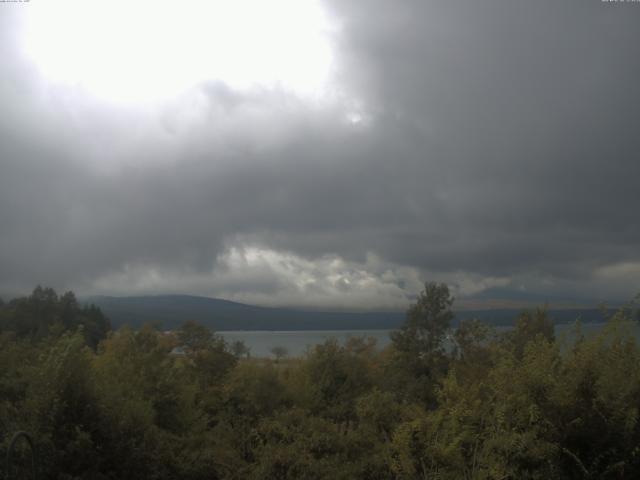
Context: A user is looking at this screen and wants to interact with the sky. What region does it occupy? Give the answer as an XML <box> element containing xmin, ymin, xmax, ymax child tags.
<box><xmin>1</xmin><ymin>0</ymin><xmax>639</xmax><ymax>310</ymax></box>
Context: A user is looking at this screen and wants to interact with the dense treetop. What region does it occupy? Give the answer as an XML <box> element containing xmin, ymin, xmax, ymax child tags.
<box><xmin>0</xmin><ymin>286</ymin><xmax>110</xmax><ymax>348</ymax></box>
<box><xmin>1</xmin><ymin>283</ymin><xmax>639</xmax><ymax>479</ymax></box>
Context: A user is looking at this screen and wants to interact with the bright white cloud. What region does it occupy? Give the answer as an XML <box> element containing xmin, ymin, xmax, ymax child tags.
<box><xmin>22</xmin><ymin>0</ymin><xmax>336</xmax><ymax>105</ymax></box>
<box><xmin>87</xmin><ymin>246</ymin><xmax>419</xmax><ymax>309</ymax></box>
<box><xmin>83</xmin><ymin>244</ymin><xmax>520</xmax><ymax>310</ymax></box>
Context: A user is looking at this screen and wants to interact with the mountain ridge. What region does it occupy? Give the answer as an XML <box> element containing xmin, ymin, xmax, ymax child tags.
<box><xmin>83</xmin><ymin>294</ymin><xmax>613</xmax><ymax>331</ymax></box>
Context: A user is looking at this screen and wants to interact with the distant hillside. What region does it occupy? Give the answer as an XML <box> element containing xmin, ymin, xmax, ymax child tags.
<box><xmin>85</xmin><ymin>295</ymin><xmax>405</xmax><ymax>331</ymax></box>
<box><xmin>84</xmin><ymin>295</ymin><xmax>612</xmax><ymax>331</ymax></box>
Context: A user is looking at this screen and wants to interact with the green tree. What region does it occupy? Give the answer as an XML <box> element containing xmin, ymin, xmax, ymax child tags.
<box><xmin>92</xmin><ymin>324</ymin><xmax>204</xmax><ymax>479</ymax></box>
<box><xmin>177</xmin><ymin>320</ymin><xmax>236</xmax><ymax>390</ymax></box>
<box><xmin>451</xmin><ymin>317</ymin><xmax>495</xmax><ymax>385</ymax></box>
<box><xmin>271</xmin><ymin>345</ymin><xmax>288</xmax><ymax>363</ymax></box>
<box><xmin>231</xmin><ymin>339</ymin><xmax>251</xmax><ymax>358</ymax></box>
<box><xmin>23</xmin><ymin>332</ymin><xmax>105</xmax><ymax>478</ymax></box>
<box><xmin>0</xmin><ymin>287</ymin><xmax>110</xmax><ymax>348</ymax></box>
<box><xmin>391</xmin><ymin>281</ymin><xmax>454</xmax><ymax>357</ymax></box>
<box><xmin>388</xmin><ymin>281</ymin><xmax>454</xmax><ymax>404</ymax></box>
<box><xmin>506</xmin><ymin>306</ymin><xmax>555</xmax><ymax>359</ymax></box>
<box><xmin>223</xmin><ymin>362</ymin><xmax>289</xmax><ymax>419</ymax></box>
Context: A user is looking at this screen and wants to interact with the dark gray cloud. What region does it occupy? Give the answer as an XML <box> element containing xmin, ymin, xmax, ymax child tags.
<box><xmin>1</xmin><ymin>0</ymin><xmax>639</xmax><ymax>307</ymax></box>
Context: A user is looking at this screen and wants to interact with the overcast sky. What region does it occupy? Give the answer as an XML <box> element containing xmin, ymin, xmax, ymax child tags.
<box><xmin>1</xmin><ymin>0</ymin><xmax>639</xmax><ymax>310</ymax></box>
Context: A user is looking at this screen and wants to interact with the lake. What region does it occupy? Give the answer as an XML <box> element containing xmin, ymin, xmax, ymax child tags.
<box><xmin>220</xmin><ymin>322</ymin><xmax>640</xmax><ymax>358</ymax></box>
<box><xmin>220</xmin><ymin>329</ymin><xmax>394</xmax><ymax>357</ymax></box>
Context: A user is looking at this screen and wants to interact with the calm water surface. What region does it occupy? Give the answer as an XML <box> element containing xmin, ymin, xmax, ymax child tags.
<box><xmin>220</xmin><ymin>322</ymin><xmax>640</xmax><ymax>358</ymax></box>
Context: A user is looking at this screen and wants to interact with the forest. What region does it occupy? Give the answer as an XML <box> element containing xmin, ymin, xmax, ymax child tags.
<box><xmin>1</xmin><ymin>284</ymin><xmax>640</xmax><ymax>479</ymax></box>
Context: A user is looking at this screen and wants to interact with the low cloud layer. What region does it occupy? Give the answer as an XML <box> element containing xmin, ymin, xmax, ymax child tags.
<box><xmin>1</xmin><ymin>1</ymin><xmax>639</xmax><ymax>308</ymax></box>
